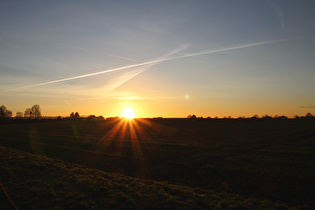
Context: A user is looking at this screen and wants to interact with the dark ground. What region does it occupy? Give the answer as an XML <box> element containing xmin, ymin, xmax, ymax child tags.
<box><xmin>1</xmin><ymin>118</ymin><xmax>314</xmax><ymax>208</ymax></box>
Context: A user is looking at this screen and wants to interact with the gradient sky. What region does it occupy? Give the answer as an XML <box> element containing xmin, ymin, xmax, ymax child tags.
<box><xmin>1</xmin><ymin>0</ymin><xmax>315</xmax><ymax>118</ymax></box>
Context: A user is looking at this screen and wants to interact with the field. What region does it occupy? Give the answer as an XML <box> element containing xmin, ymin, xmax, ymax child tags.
<box><xmin>1</xmin><ymin>118</ymin><xmax>315</xmax><ymax>208</ymax></box>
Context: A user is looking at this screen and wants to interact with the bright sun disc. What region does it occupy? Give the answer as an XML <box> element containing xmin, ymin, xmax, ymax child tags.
<box><xmin>122</xmin><ymin>108</ymin><xmax>135</xmax><ymax>119</ymax></box>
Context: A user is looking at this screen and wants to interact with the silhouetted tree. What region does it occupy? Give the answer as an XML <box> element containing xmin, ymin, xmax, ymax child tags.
<box><xmin>305</xmin><ymin>112</ymin><xmax>313</xmax><ymax>118</ymax></box>
<box><xmin>15</xmin><ymin>112</ymin><xmax>24</xmax><ymax>119</ymax></box>
<box><xmin>187</xmin><ymin>114</ymin><xmax>196</xmax><ymax>119</ymax></box>
<box><xmin>24</xmin><ymin>105</ymin><xmax>41</xmax><ymax>119</ymax></box>
<box><xmin>262</xmin><ymin>114</ymin><xmax>272</xmax><ymax>119</ymax></box>
<box><xmin>31</xmin><ymin>104</ymin><xmax>41</xmax><ymax>119</ymax></box>
<box><xmin>278</xmin><ymin>115</ymin><xmax>288</xmax><ymax>119</ymax></box>
<box><xmin>87</xmin><ymin>115</ymin><xmax>105</xmax><ymax>121</ymax></box>
<box><xmin>251</xmin><ymin>114</ymin><xmax>259</xmax><ymax>119</ymax></box>
<box><xmin>70</xmin><ymin>112</ymin><xmax>80</xmax><ymax>119</ymax></box>
<box><xmin>0</xmin><ymin>105</ymin><xmax>12</xmax><ymax>119</ymax></box>
<box><xmin>24</xmin><ymin>108</ymin><xmax>32</xmax><ymax>118</ymax></box>
<box><xmin>87</xmin><ymin>115</ymin><xmax>96</xmax><ymax>120</ymax></box>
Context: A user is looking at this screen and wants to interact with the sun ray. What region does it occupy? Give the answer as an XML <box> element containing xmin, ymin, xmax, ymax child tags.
<box><xmin>82</xmin><ymin>117</ymin><xmax>168</xmax><ymax>179</ymax></box>
<box><xmin>128</xmin><ymin>119</ymin><xmax>150</xmax><ymax>178</ymax></box>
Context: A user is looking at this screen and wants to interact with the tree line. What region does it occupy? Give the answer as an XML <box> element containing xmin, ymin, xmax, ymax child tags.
<box><xmin>0</xmin><ymin>105</ymin><xmax>41</xmax><ymax>120</ymax></box>
<box><xmin>187</xmin><ymin>113</ymin><xmax>314</xmax><ymax>119</ymax></box>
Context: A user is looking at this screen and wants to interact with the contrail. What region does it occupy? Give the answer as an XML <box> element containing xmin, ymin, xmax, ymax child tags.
<box><xmin>78</xmin><ymin>69</ymin><xmax>149</xmax><ymax>101</ymax></box>
<box><xmin>2</xmin><ymin>61</ymin><xmax>161</xmax><ymax>92</ymax></box>
<box><xmin>1</xmin><ymin>36</ymin><xmax>303</xmax><ymax>92</ymax></box>
<box><xmin>106</xmin><ymin>54</ymin><xmax>143</xmax><ymax>63</ymax></box>
<box><xmin>111</xmin><ymin>43</ymin><xmax>190</xmax><ymax>89</ymax></box>
<box><xmin>169</xmin><ymin>37</ymin><xmax>300</xmax><ymax>60</ymax></box>
<box><xmin>78</xmin><ymin>43</ymin><xmax>190</xmax><ymax>100</ymax></box>
<box><xmin>2</xmin><ymin>43</ymin><xmax>189</xmax><ymax>92</ymax></box>
<box><xmin>111</xmin><ymin>68</ymin><xmax>147</xmax><ymax>90</ymax></box>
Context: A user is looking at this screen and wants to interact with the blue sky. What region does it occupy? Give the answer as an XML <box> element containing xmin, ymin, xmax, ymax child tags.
<box><xmin>1</xmin><ymin>0</ymin><xmax>315</xmax><ymax>117</ymax></box>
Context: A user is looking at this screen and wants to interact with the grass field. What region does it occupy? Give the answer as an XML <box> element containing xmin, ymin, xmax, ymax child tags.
<box><xmin>1</xmin><ymin>118</ymin><xmax>315</xmax><ymax>208</ymax></box>
<box><xmin>1</xmin><ymin>146</ymin><xmax>291</xmax><ymax>209</ymax></box>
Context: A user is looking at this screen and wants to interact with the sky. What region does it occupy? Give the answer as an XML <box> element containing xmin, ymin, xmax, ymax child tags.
<box><xmin>1</xmin><ymin>0</ymin><xmax>315</xmax><ymax>118</ymax></box>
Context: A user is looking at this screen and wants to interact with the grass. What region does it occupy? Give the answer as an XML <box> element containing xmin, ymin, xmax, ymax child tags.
<box><xmin>0</xmin><ymin>146</ymin><xmax>292</xmax><ymax>209</ymax></box>
<box><xmin>0</xmin><ymin>118</ymin><xmax>314</xmax><ymax>208</ymax></box>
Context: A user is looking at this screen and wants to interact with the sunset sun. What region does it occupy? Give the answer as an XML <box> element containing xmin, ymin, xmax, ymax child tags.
<box><xmin>122</xmin><ymin>108</ymin><xmax>135</xmax><ymax>119</ymax></box>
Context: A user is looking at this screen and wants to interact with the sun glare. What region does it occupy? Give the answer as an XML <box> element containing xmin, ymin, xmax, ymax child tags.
<box><xmin>122</xmin><ymin>108</ymin><xmax>135</xmax><ymax>119</ymax></box>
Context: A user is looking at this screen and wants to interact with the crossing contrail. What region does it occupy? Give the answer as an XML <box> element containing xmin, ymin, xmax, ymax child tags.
<box><xmin>169</xmin><ymin>37</ymin><xmax>301</xmax><ymax>60</ymax></box>
<box><xmin>2</xmin><ymin>43</ymin><xmax>189</xmax><ymax>92</ymax></box>
<box><xmin>1</xmin><ymin>36</ymin><xmax>303</xmax><ymax>92</ymax></box>
<box><xmin>78</xmin><ymin>43</ymin><xmax>190</xmax><ymax>100</ymax></box>
<box><xmin>106</xmin><ymin>54</ymin><xmax>143</xmax><ymax>63</ymax></box>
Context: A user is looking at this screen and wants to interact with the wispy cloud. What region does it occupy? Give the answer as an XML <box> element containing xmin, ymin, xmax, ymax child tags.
<box><xmin>1</xmin><ymin>36</ymin><xmax>304</xmax><ymax>93</ymax></box>
<box><xmin>270</xmin><ymin>2</ymin><xmax>285</xmax><ymax>30</ymax></box>
<box><xmin>0</xmin><ymin>30</ymin><xmax>7</xmax><ymax>41</ymax></box>
<box><xmin>298</xmin><ymin>105</ymin><xmax>315</xmax><ymax>108</ymax></box>
<box><xmin>0</xmin><ymin>25</ymin><xmax>9</xmax><ymax>42</ymax></box>
<box><xmin>30</xmin><ymin>37</ymin><xmax>91</xmax><ymax>52</ymax></box>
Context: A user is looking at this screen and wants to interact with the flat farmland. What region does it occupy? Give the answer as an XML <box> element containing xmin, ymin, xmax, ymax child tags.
<box><xmin>1</xmin><ymin>118</ymin><xmax>315</xmax><ymax>208</ymax></box>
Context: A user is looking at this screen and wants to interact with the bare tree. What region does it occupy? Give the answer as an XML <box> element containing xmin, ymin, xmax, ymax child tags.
<box><xmin>0</xmin><ymin>106</ymin><xmax>5</xmax><ymax>118</ymax></box>
<box><xmin>24</xmin><ymin>108</ymin><xmax>32</xmax><ymax>118</ymax></box>
<box><xmin>31</xmin><ymin>104</ymin><xmax>41</xmax><ymax>119</ymax></box>
<box><xmin>0</xmin><ymin>105</ymin><xmax>12</xmax><ymax>119</ymax></box>
<box><xmin>70</xmin><ymin>112</ymin><xmax>80</xmax><ymax>119</ymax></box>
<box><xmin>16</xmin><ymin>112</ymin><xmax>24</xmax><ymax>118</ymax></box>
<box><xmin>24</xmin><ymin>105</ymin><xmax>41</xmax><ymax>119</ymax></box>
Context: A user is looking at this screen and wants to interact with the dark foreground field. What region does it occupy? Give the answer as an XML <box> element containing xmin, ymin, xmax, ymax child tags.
<box><xmin>1</xmin><ymin>146</ymin><xmax>289</xmax><ymax>209</ymax></box>
<box><xmin>1</xmin><ymin>118</ymin><xmax>315</xmax><ymax>209</ymax></box>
